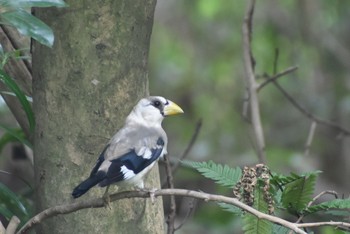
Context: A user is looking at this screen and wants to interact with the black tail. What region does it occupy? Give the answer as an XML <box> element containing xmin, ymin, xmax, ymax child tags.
<box><xmin>72</xmin><ymin>173</ymin><xmax>105</xmax><ymax>198</ymax></box>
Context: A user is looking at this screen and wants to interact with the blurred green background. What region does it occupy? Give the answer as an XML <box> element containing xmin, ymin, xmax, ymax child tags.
<box><xmin>0</xmin><ymin>0</ymin><xmax>349</xmax><ymax>233</ymax></box>
<box><xmin>149</xmin><ymin>0</ymin><xmax>350</xmax><ymax>233</ymax></box>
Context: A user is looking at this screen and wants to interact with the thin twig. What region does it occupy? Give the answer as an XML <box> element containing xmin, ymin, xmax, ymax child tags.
<box><xmin>242</xmin><ymin>0</ymin><xmax>266</xmax><ymax>163</ymax></box>
<box><xmin>297</xmin><ymin>221</ymin><xmax>350</xmax><ymax>229</ymax></box>
<box><xmin>175</xmin><ymin>198</ymin><xmax>197</xmax><ymax>231</ymax></box>
<box><xmin>0</xmin><ymin>170</ymin><xmax>33</xmax><ymax>190</ymax></box>
<box><xmin>304</xmin><ymin>121</ymin><xmax>317</xmax><ymax>157</ymax></box>
<box><xmin>271</xmin><ymin>79</ymin><xmax>350</xmax><ymax>136</ymax></box>
<box><xmin>161</xmin><ymin>119</ymin><xmax>202</xmax><ymax>188</ymax></box>
<box><xmin>172</xmin><ymin>119</ymin><xmax>202</xmax><ymax>173</ymax></box>
<box><xmin>6</xmin><ymin>216</ymin><xmax>20</xmax><ymax>234</ymax></box>
<box><xmin>0</xmin><ymin>221</ymin><xmax>5</xmax><ymax>234</ymax></box>
<box><xmin>288</xmin><ymin>190</ymin><xmax>339</xmax><ymax>234</ymax></box>
<box><xmin>164</xmin><ymin>155</ymin><xmax>176</xmax><ymax>234</ymax></box>
<box><xmin>257</xmin><ymin>66</ymin><xmax>299</xmax><ymax>92</ymax></box>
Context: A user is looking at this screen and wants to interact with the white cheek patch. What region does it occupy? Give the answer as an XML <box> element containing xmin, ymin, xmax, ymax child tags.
<box><xmin>137</xmin><ymin>146</ymin><xmax>153</xmax><ymax>159</ymax></box>
<box><xmin>121</xmin><ymin>165</ymin><xmax>135</xmax><ymax>180</ymax></box>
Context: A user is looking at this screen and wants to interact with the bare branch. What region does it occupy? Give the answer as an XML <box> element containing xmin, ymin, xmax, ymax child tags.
<box><xmin>163</xmin><ymin>155</ymin><xmax>176</xmax><ymax>234</ymax></box>
<box><xmin>172</xmin><ymin>119</ymin><xmax>202</xmax><ymax>173</ymax></box>
<box><xmin>242</xmin><ymin>0</ymin><xmax>266</xmax><ymax>163</ymax></box>
<box><xmin>297</xmin><ymin>221</ymin><xmax>350</xmax><ymax>229</ymax></box>
<box><xmin>257</xmin><ymin>66</ymin><xmax>299</xmax><ymax>92</ymax></box>
<box><xmin>304</xmin><ymin>121</ymin><xmax>317</xmax><ymax>157</ymax></box>
<box><xmin>6</xmin><ymin>216</ymin><xmax>20</xmax><ymax>234</ymax></box>
<box><xmin>289</xmin><ymin>190</ymin><xmax>339</xmax><ymax>234</ymax></box>
<box><xmin>270</xmin><ymin>78</ymin><xmax>350</xmax><ymax>136</ymax></box>
<box><xmin>175</xmin><ymin>198</ymin><xmax>197</xmax><ymax>231</ymax></box>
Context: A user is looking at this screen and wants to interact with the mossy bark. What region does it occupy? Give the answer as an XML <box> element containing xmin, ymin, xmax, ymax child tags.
<box><xmin>32</xmin><ymin>1</ymin><xmax>164</xmax><ymax>233</ymax></box>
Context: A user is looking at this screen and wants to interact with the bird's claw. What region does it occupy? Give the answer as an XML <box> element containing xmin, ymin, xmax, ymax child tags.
<box><xmin>148</xmin><ymin>188</ymin><xmax>158</xmax><ymax>204</ymax></box>
<box><xmin>102</xmin><ymin>187</ymin><xmax>112</xmax><ymax>210</ymax></box>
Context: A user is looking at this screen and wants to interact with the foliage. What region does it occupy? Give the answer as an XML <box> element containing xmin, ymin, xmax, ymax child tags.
<box><xmin>0</xmin><ymin>70</ymin><xmax>34</xmax><ymax>133</ymax></box>
<box><xmin>0</xmin><ymin>0</ymin><xmax>67</xmax><ymax>47</ymax></box>
<box><xmin>242</xmin><ymin>184</ymin><xmax>272</xmax><ymax>234</ymax></box>
<box><xmin>304</xmin><ymin>199</ymin><xmax>350</xmax><ymax>216</ymax></box>
<box><xmin>273</xmin><ymin>171</ymin><xmax>320</xmax><ymax>214</ymax></box>
<box><xmin>0</xmin><ymin>0</ymin><xmax>66</xmax><ymax>228</ymax></box>
<box><xmin>0</xmin><ymin>182</ymin><xmax>31</xmax><ymax>227</ymax></box>
<box><xmin>185</xmin><ymin>160</ymin><xmax>350</xmax><ymax>234</ymax></box>
<box><xmin>182</xmin><ymin>160</ymin><xmax>242</xmax><ymax>188</ymax></box>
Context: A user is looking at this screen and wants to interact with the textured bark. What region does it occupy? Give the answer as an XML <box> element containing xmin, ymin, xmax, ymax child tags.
<box><xmin>32</xmin><ymin>1</ymin><xmax>164</xmax><ymax>233</ymax></box>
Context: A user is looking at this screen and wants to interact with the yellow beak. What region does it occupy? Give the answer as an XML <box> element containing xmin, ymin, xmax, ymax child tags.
<box><xmin>164</xmin><ymin>100</ymin><xmax>184</xmax><ymax>116</ymax></box>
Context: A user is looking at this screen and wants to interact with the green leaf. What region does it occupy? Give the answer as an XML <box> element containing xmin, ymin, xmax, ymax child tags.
<box><xmin>281</xmin><ymin>173</ymin><xmax>318</xmax><ymax>213</ymax></box>
<box><xmin>0</xmin><ymin>126</ymin><xmax>32</xmax><ymax>152</ymax></box>
<box><xmin>1</xmin><ymin>91</ymin><xmax>32</xmax><ymax>102</ymax></box>
<box><xmin>1</xmin><ymin>10</ymin><xmax>54</xmax><ymax>47</ymax></box>
<box><xmin>304</xmin><ymin>199</ymin><xmax>350</xmax><ymax>215</ymax></box>
<box><xmin>2</xmin><ymin>0</ymin><xmax>67</xmax><ymax>8</ymax></box>
<box><xmin>272</xmin><ymin>224</ymin><xmax>293</xmax><ymax>234</ymax></box>
<box><xmin>217</xmin><ymin>202</ymin><xmax>242</xmax><ymax>216</ymax></box>
<box><xmin>324</xmin><ymin>210</ymin><xmax>350</xmax><ymax>217</ymax></box>
<box><xmin>0</xmin><ymin>182</ymin><xmax>29</xmax><ymax>223</ymax></box>
<box><xmin>0</xmin><ymin>69</ymin><xmax>35</xmax><ymax>133</ymax></box>
<box><xmin>271</xmin><ymin>171</ymin><xmax>322</xmax><ymax>187</ymax></box>
<box><xmin>242</xmin><ymin>187</ymin><xmax>272</xmax><ymax>234</ymax></box>
<box><xmin>182</xmin><ymin>160</ymin><xmax>242</xmax><ymax>187</ymax></box>
<box><xmin>0</xmin><ymin>203</ymin><xmax>14</xmax><ymax>221</ymax></box>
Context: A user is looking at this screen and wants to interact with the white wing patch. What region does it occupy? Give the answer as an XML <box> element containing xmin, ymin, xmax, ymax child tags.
<box><xmin>121</xmin><ymin>165</ymin><xmax>135</xmax><ymax>180</ymax></box>
<box><xmin>137</xmin><ymin>146</ymin><xmax>153</xmax><ymax>159</ymax></box>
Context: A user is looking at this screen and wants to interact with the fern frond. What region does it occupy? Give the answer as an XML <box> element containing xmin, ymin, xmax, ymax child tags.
<box><xmin>272</xmin><ymin>224</ymin><xmax>293</xmax><ymax>234</ymax></box>
<box><xmin>217</xmin><ymin>202</ymin><xmax>242</xmax><ymax>216</ymax></box>
<box><xmin>304</xmin><ymin>199</ymin><xmax>350</xmax><ymax>215</ymax></box>
<box><xmin>182</xmin><ymin>160</ymin><xmax>242</xmax><ymax>188</ymax></box>
<box><xmin>242</xmin><ymin>186</ymin><xmax>272</xmax><ymax>234</ymax></box>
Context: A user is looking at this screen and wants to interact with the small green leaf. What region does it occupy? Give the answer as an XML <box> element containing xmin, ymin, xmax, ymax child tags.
<box><xmin>1</xmin><ymin>91</ymin><xmax>33</xmax><ymax>102</ymax></box>
<box><xmin>272</xmin><ymin>224</ymin><xmax>293</xmax><ymax>234</ymax></box>
<box><xmin>0</xmin><ymin>182</ymin><xmax>29</xmax><ymax>223</ymax></box>
<box><xmin>217</xmin><ymin>202</ymin><xmax>242</xmax><ymax>216</ymax></box>
<box><xmin>0</xmin><ymin>69</ymin><xmax>35</xmax><ymax>133</ymax></box>
<box><xmin>4</xmin><ymin>0</ymin><xmax>67</xmax><ymax>8</ymax></box>
<box><xmin>281</xmin><ymin>173</ymin><xmax>318</xmax><ymax>213</ymax></box>
<box><xmin>182</xmin><ymin>160</ymin><xmax>242</xmax><ymax>187</ymax></box>
<box><xmin>271</xmin><ymin>171</ymin><xmax>322</xmax><ymax>187</ymax></box>
<box><xmin>1</xmin><ymin>10</ymin><xmax>54</xmax><ymax>47</ymax></box>
<box><xmin>304</xmin><ymin>199</ymin><xmax>350</xmax><ymax>215</ymax></box>
<box><xmin>0</xmin><ymin>203</ymin><xmax>14</xmax><ymax>221</ymax></box>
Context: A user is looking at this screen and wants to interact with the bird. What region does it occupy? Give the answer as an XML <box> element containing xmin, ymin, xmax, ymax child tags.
<box><xmin>72</xmin><ymin>96</ymin><xmax>184</xmax><ymax>198</ymax></box>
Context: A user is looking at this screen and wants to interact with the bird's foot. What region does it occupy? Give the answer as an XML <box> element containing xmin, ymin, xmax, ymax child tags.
<box><xmin>135</xmin><ymin>185</ymin><xmax>158</xmax><ymax>204</ymax></box>
<box><xmin>102</xmin><ymin>188</ymin><xmax>112</xmax><ymax>210</ymax></box>
<box><xmin>142</xmin><ymin>188</ymin><xmax>158</xmax><ymax>204</ymax></box>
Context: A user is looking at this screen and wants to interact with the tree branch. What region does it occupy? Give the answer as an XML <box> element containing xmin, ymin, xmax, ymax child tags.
<box><xmin>6</xmin><ymin>216</ymin><xmax>20</xmax><ymax>234</ymax></box>
<box><xmin>17</xmin><ymin>188</ymin><xmax>329</xmax><ymax>234</ymax></box>
<box><xmin>242</xmin><ymin>0</ymin><xmax>266</xmax><ymax>163</ymax></box>
<box><xmin>270</xmin><ymin>77</ymin><xmax>350</xmax><ymax>136</ymax></box>
<box><xmin>304</xmin><ymin>121</ymin><xmax>317</xmax><ymax>157</ymax></box>
<box><xmin>257</xmin><ymin>66</ymin><xmax>298</xmax><ymax>92</ymax></box>
<box><xmin>163</xmin><ymin>155</ymin><xmax>176</xmax><ymax>234</ymax></box>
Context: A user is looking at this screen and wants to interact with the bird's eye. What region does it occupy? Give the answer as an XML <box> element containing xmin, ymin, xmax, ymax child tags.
<box><xmin>153</xmin><ymin>100</ymin><xmax>161</xmax><ymax>107</ymax></box>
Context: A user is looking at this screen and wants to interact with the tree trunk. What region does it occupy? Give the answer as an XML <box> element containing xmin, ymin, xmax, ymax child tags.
<box><xmin>32</xmin><ymin>1</ymin><xmax>164</xmax><ymax>233</ymax></box>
